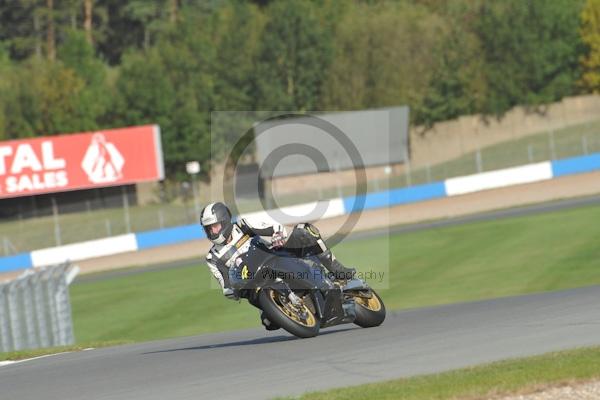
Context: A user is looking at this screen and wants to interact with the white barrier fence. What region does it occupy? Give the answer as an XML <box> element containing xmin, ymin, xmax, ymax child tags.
<box><xmin>0</xmin><ymin>263</ymin><xmax>79</xmax><ymax>353</ymax></box>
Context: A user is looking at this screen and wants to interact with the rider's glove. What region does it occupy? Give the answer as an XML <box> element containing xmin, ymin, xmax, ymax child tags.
<box><xmin>223</xmin><ymin>288</ymin><xmax>238</xmax><ymax>300</ymax></box>
<box><xmin>271</xmin><ymin>231</ymin><xmax>286</xmax><ymax>249</ymax></box>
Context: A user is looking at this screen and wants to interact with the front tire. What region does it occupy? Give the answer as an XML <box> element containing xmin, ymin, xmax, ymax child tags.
<box><xmin>259</xmin><ymin>289</ymin><xmax>320</xmax><ymax>338</ymax></box>
<box><xmin>353</xmin><ymin>290</ymin><xmax>386</xmax><ymax>328</ymax></box>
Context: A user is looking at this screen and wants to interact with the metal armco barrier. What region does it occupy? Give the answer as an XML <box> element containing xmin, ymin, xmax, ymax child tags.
<box><xmin>0</xmin><ymin>262</ymin><xmax>79</xmax><ymax>352</ymax></box>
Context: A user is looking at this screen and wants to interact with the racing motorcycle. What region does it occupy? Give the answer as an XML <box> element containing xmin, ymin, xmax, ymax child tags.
<box><xmin>232</xmin><ymin>236</ymin><xmax>386</xmax><ymax>338</ymax></box>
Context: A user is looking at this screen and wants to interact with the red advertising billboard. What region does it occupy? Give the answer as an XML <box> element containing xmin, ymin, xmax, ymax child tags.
<box><xmin>0</xmin><ymin>125</ymin><xmax>164</xmax><ymax>199</ymax></box>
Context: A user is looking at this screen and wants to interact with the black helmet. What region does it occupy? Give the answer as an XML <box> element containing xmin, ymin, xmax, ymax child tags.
<box><xmin>200</xmin><ymin>202</ymin><xmax>233</xmax><ymax>245</ymax></box>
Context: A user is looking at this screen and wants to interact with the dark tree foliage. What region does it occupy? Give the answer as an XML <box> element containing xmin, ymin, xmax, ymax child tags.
<box><xmin>0</xmin><ymin>0</ymin><xmax>591</xmax><ymax>178</ymax></box>
<box><xmin>255</xmin><ymin>0</ymin><xmax>333</xmax><ymax>111</ymax></box>
<box><xmin>475</xmin><ymin>0</ymin><xmax>584</xmax><ymax>115</ymax></box>
<box><xmin>416</xmin><ymin>0</ymin><xmax>486</xmax><ymax>125</ymax></box>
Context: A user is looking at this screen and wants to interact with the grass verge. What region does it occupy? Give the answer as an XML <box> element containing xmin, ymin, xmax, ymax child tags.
<box><xmin>278</xmin><ymin>346</ymin><xmax>600</xmax><ymax>400</ymax></box>
<box><xmin>0</xmin><ymin>340</ymin><xmax>131</xmax><ymax>361</ymax></box>
<box><xmin>62</xmin><ymin>200</ymin><xmax>600</xmax><ymax>343</ymax></box>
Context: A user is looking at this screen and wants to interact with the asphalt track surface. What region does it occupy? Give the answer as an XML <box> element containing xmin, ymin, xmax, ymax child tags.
<box><xmin>2</xmin><ymin>285</ymin><xmax>600</xmax><ymax>400</ymax></box>
<box><xmin>3</xmin><ymin>195</ymin><xmax>600</xmax><ymax>399</ymax></box>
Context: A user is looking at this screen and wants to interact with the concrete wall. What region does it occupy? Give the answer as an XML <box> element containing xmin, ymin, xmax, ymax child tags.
<box><xmin>270</xmin><ymin>94</ymin><xmax>600</xmax><ymax>195</ymax></box>
<box><xmin>270</xmin><ymin>163</ymin><xmax>405</xmax><ymax>196</ymax></box>
<box><xmin>410</xmin><ymin>94</ymin><xmax>600</xmax><ymax>168</ymax></box>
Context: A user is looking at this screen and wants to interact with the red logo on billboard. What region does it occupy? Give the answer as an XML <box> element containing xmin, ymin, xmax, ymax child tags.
<box><xmin>0</xmin><ymin>125</ymin><xmax>163</xmax><ymax>199</ymax></box>
<box><xmin>81</xmin><ymin>133</ymin><xmax>125</xmax><ymax>184</ymax></box>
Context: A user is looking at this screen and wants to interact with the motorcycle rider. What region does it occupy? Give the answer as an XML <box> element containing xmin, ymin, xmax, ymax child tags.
<box><xmin>200</xmin><ymin>202</ymin><xmax>355</xmax><ymax>328</ymax></box>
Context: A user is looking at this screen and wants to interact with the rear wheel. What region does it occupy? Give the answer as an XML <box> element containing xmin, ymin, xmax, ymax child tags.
<box><xmin>353</xmin><ymin>290</ymin><xmax>386</xmax><ymax>328</ymax></box>
<box><xmin>259</xmin><ymin>289</ymin><xmax>320</xmax><ymax>338</ymax></box>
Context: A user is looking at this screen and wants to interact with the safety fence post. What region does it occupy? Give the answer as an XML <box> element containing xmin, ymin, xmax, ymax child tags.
<box><xmin>0</xmin><ymin>262</ymin><xmax>78</xmax><ymax>353</ymax></box>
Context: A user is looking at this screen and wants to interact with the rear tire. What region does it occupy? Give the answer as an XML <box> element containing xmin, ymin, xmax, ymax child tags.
<box><xmin>353</xmin><ymin>290</ymin><xmax>386</xmax><ymax>328</ymax></box>
<box><xmin>259</xmin><ymin>289</ymin><xmax>320</xmax><ymax>338</ymax></box>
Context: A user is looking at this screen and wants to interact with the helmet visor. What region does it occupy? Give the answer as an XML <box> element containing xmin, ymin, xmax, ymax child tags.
<box><xmin>204</xmin><ymin>222</ymin><xmax>223</xmax><ymax>240</ymax></box>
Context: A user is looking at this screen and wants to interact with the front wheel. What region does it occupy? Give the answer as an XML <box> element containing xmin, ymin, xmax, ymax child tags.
<box><xmin>259</xmin><ymin>289</ymin><xmax>320</xmax><ymax>338</ymax></box>
<box><xmin>353</xmin><ymin>290</ymin><xmax>386</xmax><ymax>328</ymax></box>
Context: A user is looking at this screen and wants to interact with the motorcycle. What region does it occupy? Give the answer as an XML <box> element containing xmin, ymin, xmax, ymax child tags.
<box><xmin>231</xmin><ymin>236</ymin><xmax>386</xmax><ymax>338</ymax></box>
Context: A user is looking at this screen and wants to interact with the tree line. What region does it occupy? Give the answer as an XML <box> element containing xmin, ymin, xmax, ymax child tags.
<box><xmin>0</xmin><ymin>0</ymin><xmax>599</xmax><ymax>180</ymax></box>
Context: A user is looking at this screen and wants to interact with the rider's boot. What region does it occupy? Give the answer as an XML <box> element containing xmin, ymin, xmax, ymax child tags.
<box><xmin>260</xmin><ymin>311</ymin><xmax>280</xmax><ymax>331</ymax></box>
<box><xmin>317</xmin><ymin>250</ymin><xmax>355</xmax><ymax>282</ymax></box>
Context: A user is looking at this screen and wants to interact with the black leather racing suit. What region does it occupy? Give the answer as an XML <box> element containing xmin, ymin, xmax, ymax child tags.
<box><xmin>205</xmin><ymin>220</ymin><xmax>348</xmax><ymax>297</ymax></box>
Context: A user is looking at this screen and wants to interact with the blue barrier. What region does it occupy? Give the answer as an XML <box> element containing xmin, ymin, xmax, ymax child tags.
<box><xmin>136</xmin><ymin>224</ymin><xmax>206</xmax><ymax>250</ymax></box>
<box><xmin>4</xmin><ymin>151</ymin><xmax>600</xmax><ymax>271</ymax></box>
<box><xmin>343</xmin><ymin>182</ymin><xmax>447</xmax><ymax>214</ymax></box>
<box><xmin>551</xmin><ymin>153</ymin><xmax>600</xmax><ymax>178</ymax></box>
<box><xmin>0</xmin><ymin>253</ymin><xmax>33</xmax><ymax>273</ymax></box>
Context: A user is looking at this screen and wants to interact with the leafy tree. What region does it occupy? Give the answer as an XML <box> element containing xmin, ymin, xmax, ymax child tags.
<box><xmin>320</xmin><ymin>2</ymin><xmax>442</xmax><ymax>113</ymax></box>
<box><xmin>0</xmin><ymin>42</ymin><xmax>42</xmax><ymax>139</ymax></box>
<box><xmin>475</xmin><ymin>0</ymin><xmax>584</xmax><ymax>115</ymax></box>
<box><xmin>417</xmin><ymin>1</ymin><xmax>487</xmax><ymax>126</ymax></box>
<box><xmin>212</xmin><ymin>1</ymin><xmax>264</xmax><ymax>111</ymax></box>
<box><xmin>153</xmin><ymin>8</ymin><xmax>216</xmax><ymax>178</ymax></box>
<box><xmin>123</xmin><ymin>0</ymin><xmax>171</xmax><ymax>49</ymax></box>
<box><xmin>114</xmin><ymin>50</ymin><xmax>175</xmax><ymax>136</ymax></box>
<box><xmin>0</xmin><ymin>0</ymin><xmax>44</xmax><ymax>60</ymax></box>
<box><xmin>58</xmin><ymin>30</ymin><xmax>111</xmax><ymax>130</ymax></box>
<box><xmin>0</xmin><ymin>55</ymin><xmax>89</xmax><ymax>138</ymax></box>
<box><xmin>0</xmin><ymin>44</ymin><xmax>12</xmax><ymax>139</ymax></box>
<box><xmin>0</xmin><ymin>0</ymin><xmax>593</xmax><ymax>179</ymax></box>
<box><xmin>113</xmin><ymin>5</ymin><xmax>217</xmax><ymax>179</ymax></box>
<box><xmin>580</xmin><ymin>0</ymin><xmax>600</xmax><ymax>92</ymax></box>
<box><xmin>14</xmin><ymin>59</ymin><xmax>90</xmax><ymax>135</ymax></box>
<box><xmin>255</xmin><ymin>0</ymin><xmax>333</xmax><ymax>111</ymax></box>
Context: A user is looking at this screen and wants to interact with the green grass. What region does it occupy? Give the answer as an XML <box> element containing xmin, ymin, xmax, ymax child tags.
<box><xmin>3</xmin><ymin>119</ymin><xmax>600</xmax><ymax>253</ymax></box>
<box><xmin>67</xmin><ymin>201</ymin><xmax>600</xmax><ymax>343</ymax></box>
<box><xmin>279</xmin><ymin>346</ymin><xmax>600</xmax><ymax>400</ymax></box>
<box><xmin>335</xmin><ymin>201</ymin><xmax>600</xmax><ymax>311</ymax></box>
<box><xmin>70</xmin><ymin>264</ymin><xmax>261</xmax><ymax>342</ymax></box>
<box><xmin>0</xmin><ymin>341</ymin><xmax>131</xmax><ymax>362</ymax></box>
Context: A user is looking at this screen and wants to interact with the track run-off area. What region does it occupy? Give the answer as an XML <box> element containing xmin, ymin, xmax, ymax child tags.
<box><xmin>1</xmin><ymin>285</ymin><xmax>599</xmax><ymax>400</ymax></box>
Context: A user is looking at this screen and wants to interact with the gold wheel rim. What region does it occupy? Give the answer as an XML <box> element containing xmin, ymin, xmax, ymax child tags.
<box><xmin>356</xmin><ymin>293</ymin><xmax>382</xmax><ymax>312</ymax></box>
<box><xmin>269</xmin><ymin>290</ymin><xmax>317</xmax><ymax>327</ymax></box>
